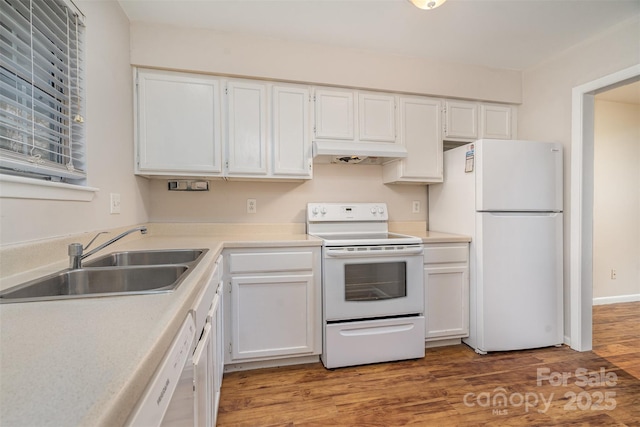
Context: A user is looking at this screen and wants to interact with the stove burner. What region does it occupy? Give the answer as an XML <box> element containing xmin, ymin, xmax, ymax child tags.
<box><xmin>306</xmin><ymin>203</ymin><xmax>422</xmax><ymax>247</ymax></box>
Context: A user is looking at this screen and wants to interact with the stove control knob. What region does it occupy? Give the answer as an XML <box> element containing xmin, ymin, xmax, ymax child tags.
<box><xmin>378</xmin><ymin>206</ymin><xmax>385</xmax><ymax>214</ymax></box>
<box><xmin>312</xmin><ymin>206</ymin><xmax>327</xmax><ymax>215</ymax></box>
<box><xmin>370</xmin><ymin>207</ymin><xmax>377</xmax><ymax>215</ymax></box>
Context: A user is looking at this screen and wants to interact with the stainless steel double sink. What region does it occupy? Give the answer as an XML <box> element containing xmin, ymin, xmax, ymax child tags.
<box><xmin>0</xmin><ymin>249</ymin><xmax>207</xmax><ymax>303</ymax></box>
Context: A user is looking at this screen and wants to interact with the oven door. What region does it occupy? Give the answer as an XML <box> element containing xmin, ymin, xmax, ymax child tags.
<box><xmin>323</xmin><ymin>246</ymin><xmax>424</xmax><ymax>321</ymax></box>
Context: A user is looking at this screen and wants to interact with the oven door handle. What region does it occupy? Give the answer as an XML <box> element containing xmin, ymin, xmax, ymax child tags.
<box><xmin>325</xmin><ymin>247</ymin><xmax>424</xmax><ymax>258</ymax></box>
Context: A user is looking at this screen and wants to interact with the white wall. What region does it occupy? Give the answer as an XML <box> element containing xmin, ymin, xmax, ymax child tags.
<box><xmin>593</xmin><ymin>99</ymin><xmax>640</xmax><ymax>299</ymax></box>
<box><xmin>129</xmin><ymin>23</ymin><xmax>522</xmax><ymax>104</ymax></box>
<box><xmin>149</xmin><ymin>164</ymin><xmax>427</xmax><ymax>224</ymax></box>
<box><xmin>519</xmin><ymin>15</ymin><xmax>640</xmax><ymax>338</ymax></box>
<box><xmin>0</xmin><ymin>1</ymin><xmax>150</xmax><ymax>246</ymax></box>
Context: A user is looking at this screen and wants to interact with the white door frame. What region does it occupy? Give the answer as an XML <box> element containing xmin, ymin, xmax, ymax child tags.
<box><xmin>570</xmin><ymin>64</ymin><xmax>640</xmax><ymax>351</ymax></box>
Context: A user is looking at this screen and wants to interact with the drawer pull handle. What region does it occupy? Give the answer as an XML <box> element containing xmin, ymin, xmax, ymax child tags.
<box><xmin>339</xmin><ymin>323</ymin><xmax>415</xmax><ymax>336</ymax></box>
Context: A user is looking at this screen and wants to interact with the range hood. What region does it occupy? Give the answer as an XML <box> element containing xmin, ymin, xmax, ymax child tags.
<box><xmin>312</xmin><ymin>141</ymin><xmax>407</xmax><ymax>165</ymax></box>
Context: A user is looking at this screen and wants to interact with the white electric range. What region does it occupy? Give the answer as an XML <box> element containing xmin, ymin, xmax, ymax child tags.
<box><xmin>307</xmin><ymin>202</ymin><xmax>425</xmax><ymax>369</ymax></box>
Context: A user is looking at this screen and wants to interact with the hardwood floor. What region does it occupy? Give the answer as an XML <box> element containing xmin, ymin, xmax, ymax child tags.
<box><xmin>592</xmin><ymin>302</ymin><xmax>640</xmax><ymax>380</ymax></box>
<box><xmin>217</xmin><ymin>302</ymin><xmax>640</xmax><ymax>426</ymax></box>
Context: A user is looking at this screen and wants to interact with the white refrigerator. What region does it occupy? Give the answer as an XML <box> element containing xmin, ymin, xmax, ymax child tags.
<box><xmin>429</xmin><ymin>139</ymin><xmax>563</xmax><ymax>354</ymax></box>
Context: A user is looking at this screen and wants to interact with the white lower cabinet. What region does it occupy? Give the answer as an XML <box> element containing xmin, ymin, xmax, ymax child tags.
<box><xmin>190</xmin><ymin>255</ymin><xmax>223</xmax><ymax>427</ymax></box>
<box><xmin>230</xmin><ymin>274</ymin><xmax>315</xmax><ymax>359</ymax></box>
<box><xmin>424</xmin><ymin>243</ymin><xmax>470</xmax><ymax>344</ymax></box>
<box><xmin>207</xmin><ymin>280</ymin><xmax>224</xmax><ymax>426</ymax></box>
<box><xmin>223</xmin><ymin>247</ymin><xmax>322</xmax><ymax>368</ymax></box>
<box><xmin>193</xmin><ymin>323</ymin><xmax>212</xmax><ymax>427</ymax></box>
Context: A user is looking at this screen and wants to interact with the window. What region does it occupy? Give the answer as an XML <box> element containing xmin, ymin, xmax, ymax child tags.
<box><xmin>0</xmin><ymin>0</ymin><xmax>85</xmax><ymax>182</ymax></box>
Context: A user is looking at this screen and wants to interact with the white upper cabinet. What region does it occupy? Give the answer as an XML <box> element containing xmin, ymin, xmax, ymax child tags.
<box><xmin>443</xmin><ymin>100</ymin><xmax>515</xmax><ymax>142</ymax></box>
<box><xmin>135</xmin><ymin>69</ymin><xmax>312</xmax><ymax>181</ymax></box>
<box><xmin>443</xmin><ymin>100</ymin><xmax>478</xmax><ymax>141</ymax></box>
<box><xmin>314</xmin><ymin>88</ymin><xmax>355</xmax><ymax>140</ymax></box>
<box><xmin>480</xmin><ymin>103</ymin><xmax>513</xmax><ymax>139</ymax></box>
<box><xmin>358</xmin><ymin>92</ymin><xmax>396</xmax><ymax>142</ymax></box>
<box><xmin>383</xmin><ymin>96</ymin><xmax>442</xmax><ymax>184</ymax></box>
<box><xmin>314</xmin><ymin>87</ymin><xmax>397</xmax><ymax>144</ymax></box>
<box><xmin>225</xmin><ymin>80</ymin><xmax>268</xmax><ymax>176</ymax></box>
<box><xmin>135</xmin><ymin>69</ymin><xmax>222</xmax><ymax>176</ymax></box>
<box><xmin>227</xmin><ymin>80</ymin><xmax>312</xmax><ymax>180</ymax></box>
<box><xmin>271</xmin><ymin>85</ymin><xmax>312</xmax><ymax>179</ymax></box>
<box><xmin>135</xmin><ymin>67</ymin><xmax>514</xmax><ymax>181</ymax></box>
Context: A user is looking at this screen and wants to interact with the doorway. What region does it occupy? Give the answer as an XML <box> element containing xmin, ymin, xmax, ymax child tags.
<box><xmin>593</xmin><ymin>82</ymin><xmax>640</xmax><ymax>306</ymax></box>
<box><xmin>570</xmin><ymin>65</ymin><xmax>640</xmax><ymax>352</ymax></box>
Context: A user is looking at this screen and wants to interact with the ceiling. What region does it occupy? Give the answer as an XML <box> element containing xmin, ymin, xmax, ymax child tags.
<box><xmin>117</xmin><ymin>0</ymin><xmax>639</xmax><ymax>71</ymax></box>
<box><xmin>596</xmin><ymin>80</ymin><xmax>640</xmax><ymax>105</ymax></box>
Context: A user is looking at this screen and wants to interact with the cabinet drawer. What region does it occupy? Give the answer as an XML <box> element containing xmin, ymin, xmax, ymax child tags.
<box><xmin>324</xmin><ymin>316</ymin><xmax>425</xmax><ymax>369</ymax></box>
<box><xmin>228</xmin><ymin>251</ymin><xmax>314</xmax><ymax>273</ymax></box>
<box><xmin>424</xmin><ymin>244</ymin><xmax>468</xmax><ymax>264</ymax></box>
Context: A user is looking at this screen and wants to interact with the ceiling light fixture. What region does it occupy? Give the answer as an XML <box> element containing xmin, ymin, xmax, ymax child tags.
<box><xmin>408</xmin><ymin>0</ymin><xmax>448</xmax><ymax>10</ymax></box>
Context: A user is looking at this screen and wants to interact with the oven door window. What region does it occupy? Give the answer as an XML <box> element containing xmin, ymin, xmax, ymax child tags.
<box><xmin>344</xmin><ymin>262</ymin><xmax>406</xmax><ymax>301</ymax></box>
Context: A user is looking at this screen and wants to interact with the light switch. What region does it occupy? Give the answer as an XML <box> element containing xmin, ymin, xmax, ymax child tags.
<box><xmin>110</xmin><ymin>193</ymin><xmax>121</xmax><ymax>214</ymax></box>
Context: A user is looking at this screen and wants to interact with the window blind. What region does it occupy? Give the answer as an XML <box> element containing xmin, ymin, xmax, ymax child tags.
<box><xmin>0</xmin><ymin>0</ymin><xmax>86</xmax><ymax>181</ymax></box>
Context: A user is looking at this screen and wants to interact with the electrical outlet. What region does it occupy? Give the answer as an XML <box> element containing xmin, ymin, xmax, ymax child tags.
<box><xmin>412</xmin><ymin>200</ymin><xmax>420</xmax><ymax>214</ymax></box>
<box><xmin>247</xmin><ymin>198</ymin><xmax>257</xmax><ymax>214</ymax></box>
<box><xmin>611</xmin><ymin>269</ymin><xmax>617</xmax><ymax>280</ymax></box>
<box><xmin>110</xmin><ymin>193</ymin><xmax>121</xmax><ymax>214</ymax></box>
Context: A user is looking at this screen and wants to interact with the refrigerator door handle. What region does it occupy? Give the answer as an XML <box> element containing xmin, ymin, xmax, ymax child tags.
<box><xmin>482</xmin><ymin>212</ymin><xmax>562</xmax><ymax>216</ymax></box>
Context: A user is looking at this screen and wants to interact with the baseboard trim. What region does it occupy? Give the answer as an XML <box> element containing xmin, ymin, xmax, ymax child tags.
<box><xmin>223</xmin><ymin>355</ymin><xmax>320</xmax><ymax>372</ymax></box>
<box><xmin>425</xmin><ymin>338</ymin><xmax>462</xmax><ymax>348</ymax></box>
<box><xmin>593</xmin><ymin>294</ymin><xmax>640</xmax><ymax>306</ymax></box>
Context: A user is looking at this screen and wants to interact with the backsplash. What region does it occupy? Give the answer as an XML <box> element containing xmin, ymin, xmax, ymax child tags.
<box><xmin>0</xmin><ymin>224</ymin><xmax>148</xmax><ymax>281</ymax></box>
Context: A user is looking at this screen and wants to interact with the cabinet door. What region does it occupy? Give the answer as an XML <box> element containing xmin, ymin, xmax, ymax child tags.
<box><xmin>480</xmin><ymin>104</ymin><xmax>512</xmax><ymax>139</ymax></box>
<box><xmin>272</xmin><ymin>85</ymin><xmax>312</xmax><ymax>178</ymax></box>
<box><xmin>358</xmin><ymin>92</ymin><xmax>396</xmax><ymax>142</ymax></box>
<box><xmin>226</xmin><ymin>81</ymin><xmax>268</xmax><ymax>176</ymax></box>
<box><xmin>136</xmin><ymin>69</ymin><xmax>222</xmax><ymax>175</ymax></box>
<box><xmin>193</xmin><ymin>323</ymin><xmax>212</xmax><ymax>427</ymax></box>
<box><xmin>208</xmin><ymin>293</ymin><xmax>221</xmax><ymax>426</ymax></box>
<box><xmin>215</xmin><ymin>283</ymin><xmax>224</xmax><ymax>394</ymax></box>
<box><xmin>444</xmin><ymin>101</ymin><xmax>477</xmax><ymax>140</ymax></box>
<box><xmin>424</xmin><ymin>266</ymin><xmax>469</xmax><ymax>339</ymax></box>
<box><xmin>383</xmin><ymin>96</ymin><xmax>441</xmax><ymax>183</ymax></box>
<box><xmin>314</xmin><ymin>88</ymin><xmax>355</xmax><ymax>140</ymax></box>
<box><xmin>230</xmin><ymin>274</ymin><xmax>315</xmax><ymax>360</ymax></box>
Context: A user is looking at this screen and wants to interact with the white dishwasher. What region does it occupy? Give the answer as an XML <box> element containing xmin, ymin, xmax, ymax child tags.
<box><xmin>126</xmin><ymin>313</ymin><xmax>196</xmax><ymax>426</ymax></box>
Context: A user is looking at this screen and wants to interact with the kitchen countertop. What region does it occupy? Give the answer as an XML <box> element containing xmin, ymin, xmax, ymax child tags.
<box><xmin>0</xmin><ymin>227</ymin><xmax>467</xmax><ymax>426</ymax></box>
<box><xmin>414</xmin><ymin>230</ymin><xmax>471</xmax><ymax>243</ymax></box>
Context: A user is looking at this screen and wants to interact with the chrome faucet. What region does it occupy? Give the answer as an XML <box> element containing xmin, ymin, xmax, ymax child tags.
<box><xmin>68</xmin><ymin>226</ymin><xmax>148</xmax><ymax>269</ymax></box>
